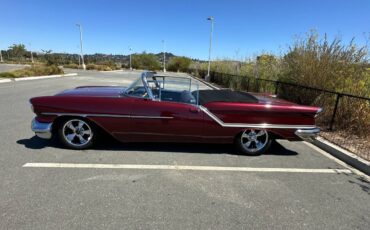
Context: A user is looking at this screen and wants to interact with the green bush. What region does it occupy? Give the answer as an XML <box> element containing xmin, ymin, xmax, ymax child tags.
<box><xmin>167</xmin><ymin>57</ymin><xmax>192</xmax><ymax>72</ymax></box>
<box><xmin>63</xmin><ymin>63</ymin><xmax>80</xmax><ymax>69</ymax></box>
<box><xmin>132</xmin><ymin>53</ymin><xmax>161</xmax><ymax>70</ymax></box>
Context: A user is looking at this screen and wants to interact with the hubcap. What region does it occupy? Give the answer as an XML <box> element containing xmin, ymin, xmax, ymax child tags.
<box><xmin>62</xmin><ymin>119</ymin><xmax>93</xmax><ymax>147</ymax></box>
<box><xmin>241</xmin><ymin>129</ymin><xmax>268</xmax><ymax>152</ymax></box>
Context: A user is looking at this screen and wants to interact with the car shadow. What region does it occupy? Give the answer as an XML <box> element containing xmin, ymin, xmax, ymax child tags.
<box><xmin>17</xmin><ymin>136</ymin><xmax>298</xmax><ymax>156</ymax></box>
<box><xmin>17</xmin><ymin>136</ymin><xmax>59</xmax><ymax>149</ymax></box>
<box><xmin>265</xmin><ymin>140</ymin><xmax>298</xmax><ymax>156</ymax></box>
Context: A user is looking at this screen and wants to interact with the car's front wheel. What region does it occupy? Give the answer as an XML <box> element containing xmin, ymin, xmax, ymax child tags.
<box><xmin>58</xmin><ymin>118</ymin><xmax>95</xmax><ymax>149</ymax></box>
<box><xmin>235</xmin><ymin>129</ymin><xmax>272</xmax><ymax>156</ymax></box>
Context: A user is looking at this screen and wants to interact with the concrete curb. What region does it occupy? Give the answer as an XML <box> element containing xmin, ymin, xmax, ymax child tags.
<box><xmin>0</xmin><ymin>73</ymin><xmax>77</xmax><ymax>83</ymax></box>
<box><xmin>313</xmin><ymin>137</ymin><xmax>370</xmax><ymax>176</ymax></box>
<box><xmin>0</xmin><ymin>79</ymin><xmax>12</xmax><ymax>83</ymax></box>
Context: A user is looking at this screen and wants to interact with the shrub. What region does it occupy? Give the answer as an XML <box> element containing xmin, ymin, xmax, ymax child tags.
<box><xmin>131</xmin><ymin>53</ymin><xmax>161</xmax><ymax>70</ymax></box>
<box><xmin>167</xmin><ymin>57</ymin><xmax>192</xmax><ymax>72</ymax></box>
<box><xmin>0</xmin><ymin>65</ymin><xmax>63</xmax><ymax>78</ymax></box>
<box><xmin>63</xmin><ymin>63</ymin><xmax>80</xmax><ymax>69</ymax></box>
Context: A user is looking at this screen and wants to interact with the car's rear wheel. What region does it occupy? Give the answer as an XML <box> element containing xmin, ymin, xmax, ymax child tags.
<box><xmin>58</xmin><ymin>118</ymin><xmax>95</xmax><ymax>149</ymax></box>
<box><xmin>235</xmin><ymin>129</ymin><xmax>272</xmax><ymax>156</ymax></box>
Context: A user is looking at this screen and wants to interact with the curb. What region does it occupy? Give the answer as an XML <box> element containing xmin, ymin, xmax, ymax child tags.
<box><xmin>313</xmin><ymin>137</ymin><xmax>370</xmax><ymax>176</ymax></box>
<box><xmin>0</xmin><ymin>73</ymin><xmax>77</xmax><ymax>83</ymax></box>
<box><xmin>0</xmin><ymin>79</ymin><xmax>12</xmax><ymax>83</ymax></box>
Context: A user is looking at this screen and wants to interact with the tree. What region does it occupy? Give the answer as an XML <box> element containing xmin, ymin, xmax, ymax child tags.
<box><xmin>8</xmin><ymin>44</ymin><xmax>27</xmax><ymax>60</ymax></box>
<box><xmin>167</xmin><ymin>57</ymin><xmax>192</xmax><ymax>72</ymax></box>
<box><xmin>131</xmin><ymin>53</ymin><xmax>161</xmax><ymax>70</ymax></box>
<box><xmin>41</xmin><ymin>49</ymin><xmax>62</xmax><ymax>66</ymax></box>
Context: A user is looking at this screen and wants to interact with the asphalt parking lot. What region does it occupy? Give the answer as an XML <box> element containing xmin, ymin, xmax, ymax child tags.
<box><xmin>0</xmin><ymin>68</ymin><xmax>369</xmax><ymax>229</ymax></box>
<box><xmin>0</xmin><ymin>63</ymin><xmax>28</xmax><ymax>73</ymax></box>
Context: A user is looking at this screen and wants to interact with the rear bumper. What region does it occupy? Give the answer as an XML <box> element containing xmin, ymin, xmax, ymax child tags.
<box><xmin>295</xmin><ymin>128</ymin><xmax>320</xmax><ymax>142</ymax></box>
<box><xmin>31</xmin><ymin>118</ymin><xmax>53</xmax><ymax>139</ymax></box>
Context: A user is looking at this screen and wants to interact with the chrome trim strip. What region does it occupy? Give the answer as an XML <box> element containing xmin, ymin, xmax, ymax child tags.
<box><xmin>130</xmin><ymin>115</ymin><xmax>173</xmax><ymax>119</ymax></box>
<box><xmin>41</xmin><ymin>112</ymin><xmax>173</xmax><ymax>119</ymax></box>
<box><xmin>199</xmin><ymin>106</ymin><xmax>317</xmax><ymax>129</ymax></box>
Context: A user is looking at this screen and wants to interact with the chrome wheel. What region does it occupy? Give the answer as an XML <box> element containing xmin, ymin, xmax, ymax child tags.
<box><xmin>240</xmin><ymin>129</ymin><xmax>269</xmax><ymax>153</ymax></box>
<box><xmin>62</xmin><ymin>119</ymin><xmax>93</xmax><ymax>147</ymax></box>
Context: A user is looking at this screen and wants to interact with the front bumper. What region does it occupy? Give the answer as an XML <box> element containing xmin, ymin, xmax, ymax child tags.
<box><xmin>31</xmin><ymin>118</ymin><xmax>53</xmax><ymax>139</ymax></box>
<box><xmin>295</xmin><ymin>128</ymin><xmax>320</xmax><ymax>142</ymax></box>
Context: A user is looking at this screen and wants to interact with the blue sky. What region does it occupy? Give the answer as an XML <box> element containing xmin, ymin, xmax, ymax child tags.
<box><xmin>0</xmin><ymin>0</ymin><xmax>369</xmax><ymax>60</ymax></box>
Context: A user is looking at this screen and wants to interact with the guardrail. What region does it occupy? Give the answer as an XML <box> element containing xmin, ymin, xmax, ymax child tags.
<box><xmin>188</xmin><ymin>68</ymin><xmax>370</xmax><ymax>160</ymax></box>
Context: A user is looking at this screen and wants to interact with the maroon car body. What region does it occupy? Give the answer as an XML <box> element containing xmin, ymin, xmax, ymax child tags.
<box><xmin>30</xmin><ymin>72</ymin><xmax>321</xmax><ymax>155</ymax></box>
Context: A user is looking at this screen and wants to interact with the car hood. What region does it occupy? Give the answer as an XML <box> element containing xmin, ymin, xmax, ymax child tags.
<box><xmin>56</xmin><ymin>86</ymin><xmax>127</xmax><ymax>97</ymax></box>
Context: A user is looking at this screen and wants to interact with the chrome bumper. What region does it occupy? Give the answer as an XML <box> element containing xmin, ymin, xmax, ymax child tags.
<box><xmin>295</xmin><ymin>128</ymin><xmax>320</xmax><ymax>142</ymax></box>
<box><xmin>31</xmin><ymin>118</ymin><xmax>53</xmax><ymax>139</ymax></box>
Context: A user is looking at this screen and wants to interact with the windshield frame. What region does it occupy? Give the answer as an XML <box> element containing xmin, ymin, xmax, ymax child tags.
<box><xmin>124</xmin><ymin>71</ymin><xmax>200</xmax><ymax>106</ymax></box>
<box><xmin>124</xmin><ymin>72</ymin><xmax>155</xmax><ymax>99</ymax></box>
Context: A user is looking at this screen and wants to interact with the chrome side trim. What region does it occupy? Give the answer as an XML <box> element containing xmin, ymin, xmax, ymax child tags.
<box><xmin>130</xmin><ymin>115</ymin><xmax>173</xmax><ymax>119</ymax></box>
<box><xmin>41</xmin><ymin>112</ymin><xmax>173</xmax><ymax>119</ymax></box>
<box><xmin>199</xmin><ymin>106</ymin><xmax>317</xmax><ymax>129</ymax></box>
<box><xmin>31</xmin><ymin>118</ymin><xmax>52</xmax><ymax>139</ymax></box>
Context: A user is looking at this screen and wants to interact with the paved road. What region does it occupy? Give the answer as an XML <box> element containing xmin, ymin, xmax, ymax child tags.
<box><xmin>0</xmin><ymin>70</ymin><xmax>369</xmax><ymax>230</ymax></box>
<box><xmin>0</xmin><ymin>63</ymin><xmax>28</xmax><ymax>73</ymax></box>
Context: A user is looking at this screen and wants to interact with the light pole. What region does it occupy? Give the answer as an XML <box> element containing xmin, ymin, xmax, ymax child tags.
<box><xmin>162</xmin><ymin>40</ymin><xmax>166</xmax><ymax>72</ymax></box>
<box><xmin>129</xmin><ymin>46</ymin><xmax>132</xmax><ymax>70</ymax></box>
<box><xmin>205</xmin><ymin>16</ymin><xmax>214</xmax><ymax>82</ymax></box>
<box><xmin>0</xmin><ymin>49</ymin><xmax>3</xmax><ymax>63</ymax></box>
<box><xmin>76</xmin><ymin>23</ymin><xmax>86</xmax><ymax>70</ymax></box>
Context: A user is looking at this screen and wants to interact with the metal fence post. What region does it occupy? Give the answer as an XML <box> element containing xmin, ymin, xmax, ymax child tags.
<box><xmin>275</xmin><ymin>81</ymin><xmax>279</xmax><ymax>95</ymax></box>
<box><xmin>329</xmin><ymin>94</ymin><xmax>342</xmax><ymax>131</ymax></box>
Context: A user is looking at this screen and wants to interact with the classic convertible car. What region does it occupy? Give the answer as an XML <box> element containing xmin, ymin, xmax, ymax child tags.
<box><xmin>30</xmin><ymin>71</ymin><xmax>321</xmax><ymax>155</ymax></box>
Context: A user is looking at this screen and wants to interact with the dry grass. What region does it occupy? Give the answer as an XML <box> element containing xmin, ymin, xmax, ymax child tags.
<box><xmin>0</xmin><ymin>65</ymin><xmax>63</xmax><ymax>78</ymax></box>
<box><xmin>320</xmin><ymin>131</ymin><xmax>370</xmax><ymax>161</ymax></box>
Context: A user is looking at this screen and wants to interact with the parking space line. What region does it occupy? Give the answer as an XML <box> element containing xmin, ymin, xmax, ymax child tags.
<box><xmin>22</xmin><ymin>163</ymin><xmax>352</xmax><ymax>174</ymax></box>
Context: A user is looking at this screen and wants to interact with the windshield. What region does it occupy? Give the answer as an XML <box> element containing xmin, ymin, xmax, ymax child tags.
<box><xmin>125</xmin><ymin>73</ymin><xmax>199</xmax><ymax>104</ymax></box>
<box><xmin>124</xmin><ymin>77</ymin><xmax>149</xmax><ymax>98</ymax></box>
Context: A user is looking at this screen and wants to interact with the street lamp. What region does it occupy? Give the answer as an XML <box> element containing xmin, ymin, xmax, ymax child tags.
<box><xmin>162</xmin><ymin>40</ymin><xmax>166</xmax><ymax>72</ymax></box>
<box><xmin>129</xmin><ymin>46</ymin><xmax>132</xmax><ymax>70</ymax></box>
<box><xmin>76</xmin><ymin>23</ymin><xmax>86</xmax><ymax>70</ymax></box>
<box><xmin>205</xmin><ymin>16</ymin><xmax>214</xmax><ymax>82</ymax></box>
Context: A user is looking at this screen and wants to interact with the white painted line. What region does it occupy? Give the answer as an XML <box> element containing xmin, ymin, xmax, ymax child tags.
<box><xmin>22</xmin><ymin>163</ymin><xmax>352</xmax><ymax>174</ymax></box>
<box><xmin>14</xmin><ymin>73</ymin><xmax>77</xmax><ymax>81</ymax></box>
<box><xmin>14</xmin><ymin>75</ymin><xmax>62</xmax><ymax>81</ymax></box>
<box><xmin>304</xmin><ymin>141</ymin><xmax>370</xmax><ymax>181</ymax></box>
<box><xmin>100</xmin><ymin>69</ymin><xmax>123</xmax><ymax>73</ymax></box>
<box><xmin>0</xmin><ymin>79</ymin><xmax>12</xmax><ymax>83</ymax></box>
<box><xmin>63</xmin><ymin>73</ymin><xmax>78</xmax><ymax>77</ymax></box>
